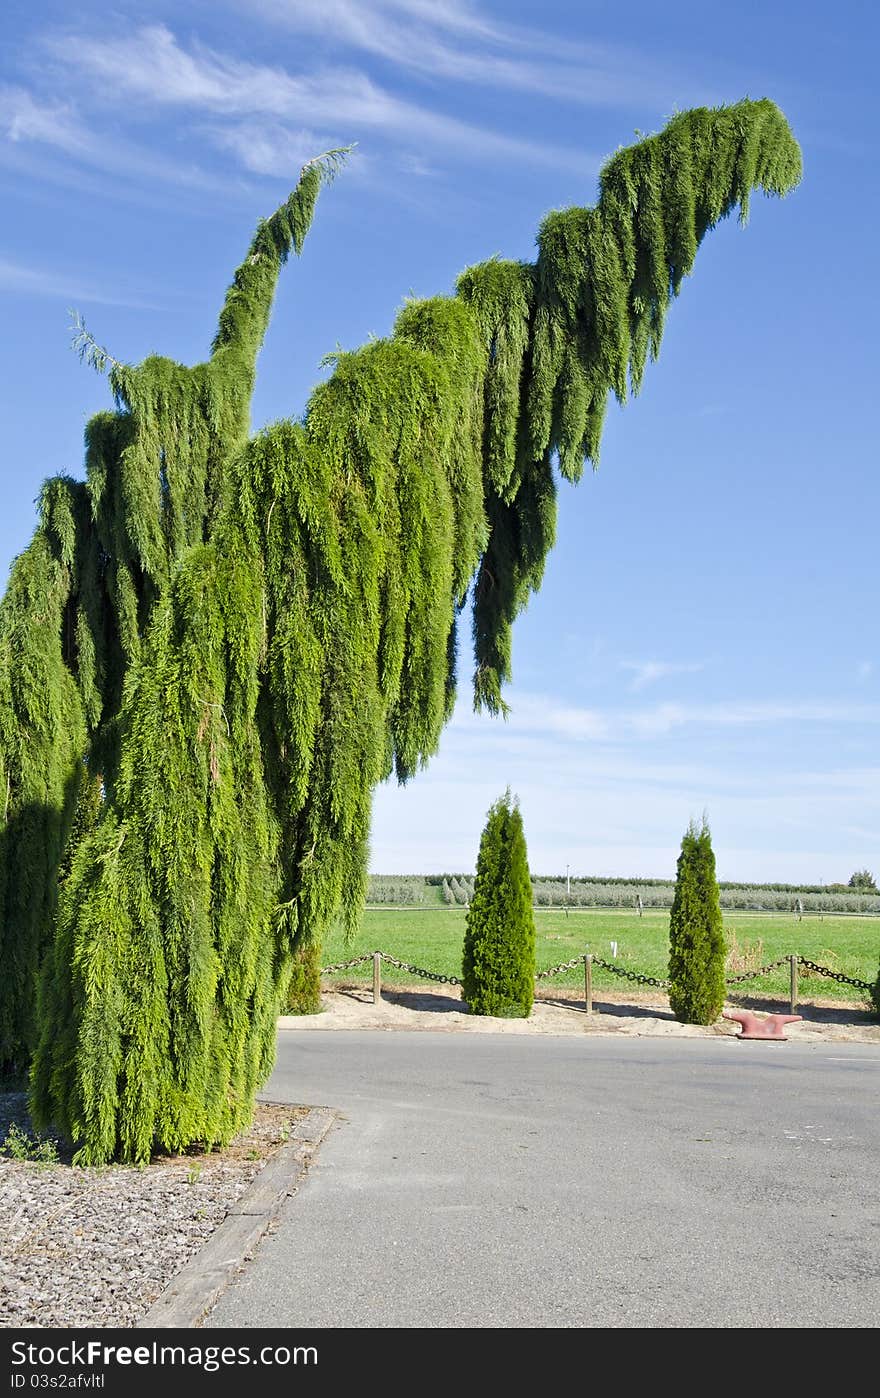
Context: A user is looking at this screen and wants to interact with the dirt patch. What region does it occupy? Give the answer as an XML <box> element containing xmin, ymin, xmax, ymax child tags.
<box><xmin>276</xmin><ymin>981</ymin><xmax>880</xmax><ymax>1044</ymax></box>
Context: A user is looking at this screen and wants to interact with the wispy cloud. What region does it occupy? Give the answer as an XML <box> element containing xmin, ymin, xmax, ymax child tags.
<box><xmin>242</xmin><ymin>0</ymin><xmax>704</xmax><ymax>109</ymax></box>
<box><xmin>13</xmin><ymin>6</ymin><xmax>710</xmax><ymax>195</ymax></box>
<box><xmin>208</xmin><ymin>122</ymin><xmax>333</xmax><ymax>179</ymax></box>
<box><xmin>624</xmin><ymin>699</ymin><xmax>880</xmax><ymax>739</ymax></box>
<box><xmin>0</xmin><ymin>256</ymin><xmax>167</xmax><ymax>310</ymax></box>
<box><xmin>0</xmin><ymin>86</ymin><xmax>93</xmax><ymax>157</ymax></box>
<box><xmin>450</xmin><ymin>691</ymin><xmax>880</xmax><ymax>744</ymax></box>
<box><xmin>369</xmin><ymin>688</ymin><xmax>880</xmax><ymax>877</ymax></box>
<box><xmin>620</xmin><ymin>659</ymin><xmax>704</xmax><ymax>692</ymax></box>
<box><xmin>0</xmin><ymin>82</ymin><xmax>232</xmax><ymax>193</ymax></box>
<box><xmin>42</xmin><ymin>25</ymin><xmax>600</xmax><ymax>176</ymax></box>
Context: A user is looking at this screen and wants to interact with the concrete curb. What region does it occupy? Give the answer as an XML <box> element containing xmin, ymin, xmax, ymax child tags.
<box><xmin>135</xmin><ymin>1106</ymin><xmax>335</xmax><ymax>1330</ymax></box>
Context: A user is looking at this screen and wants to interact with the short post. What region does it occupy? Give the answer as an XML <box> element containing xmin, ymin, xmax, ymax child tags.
<box><xmin>789</xmin><ymin>954</ymin><xmax>798</xmax><ymax>1015</ymax></box>
<box><xmin>584</xmin><ymin>953</ymin><xmax>593</xmax><ymax>1017</ymax></box>
<box><xmin>373</xmin><ymin>951</ymin><xmax>382</xmax><ymax>1005</ymax></box>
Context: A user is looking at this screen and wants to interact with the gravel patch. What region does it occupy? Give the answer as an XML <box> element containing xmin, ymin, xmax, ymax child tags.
<box><xmin>0</xmin><ymin>1094</ymin><xmax>306</xmax><ymax>1329</ymax></box>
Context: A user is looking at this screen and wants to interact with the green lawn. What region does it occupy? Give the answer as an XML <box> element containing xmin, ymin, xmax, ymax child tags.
<box><xmin>321</xmin><ymin>907</ymin><xmax>880</xmax><ymax>1003</ymax></box>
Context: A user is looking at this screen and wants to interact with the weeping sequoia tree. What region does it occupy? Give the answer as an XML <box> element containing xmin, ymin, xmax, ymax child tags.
<box><xmin>0</xmin><ymin>100</ymin><xmax>801</xmax><ymax>1162</ymax></box>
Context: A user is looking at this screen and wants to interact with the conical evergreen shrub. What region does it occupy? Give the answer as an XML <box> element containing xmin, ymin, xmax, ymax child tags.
<box><xmin>462</xmin><ymin>791</ymin><xmax>535</xmax><ymax>1017</ymax></box>
<box><xmin>667</xmin><ymin>818</ymin><xmax>727</xmax><ymax>1024</ymax></box>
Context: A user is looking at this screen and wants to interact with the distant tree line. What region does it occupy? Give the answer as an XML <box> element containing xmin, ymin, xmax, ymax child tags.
<box><xmin>366</xmin><ymin>877</ymin><xmax>427</xmax><ymax>906</ymax></box>
<box><xmin>443</xmin><ymin>876</ymin><xmax>474</xmax><ymax>906</ymax></box>
<box><xmin>374</xmin><ymin>874</ymin><xmax>880</xmax><ymax>913</ymax></box>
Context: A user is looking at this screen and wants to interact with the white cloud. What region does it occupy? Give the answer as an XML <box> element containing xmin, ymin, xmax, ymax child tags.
<box><xmin>0</xmin><ymin>256</ymin><xmax>167</xmax><ymax>310</ymax></box>
<box><xmin>242</xmin><ymin>0</ymin><xmax>701</xmax><ymax>109</ymax></box>
<box><xmin>43</xmin><ymin>26</ymin><xmax>600</xmax><ymax>175</ymax></box>
<box><xmin>369</xmin><ymin>691</ymin><xmax>880</xmax><ymax>877</ymax></box>
<box><xmin>208</xmin><ymin>122</ymin><xmax>329</xmax><ymax>178</ymax></box>
<box><xmin>620</xmin><ymin>658</ymin><xmax>705</xmax><ymax>691</ymax></box>
<box><xmin>370</xmin><ymin>759</ymin><xmax>880</xmax><ymax>880</ymax></box>
<box><xmin>449</xmin><ymin>691</ymin><xmax>880</xmax><ymax>745</ymax></box>
<box><xmin>0</xmin><ymin>86</ymin><xmax>92</xmax><ymax>156</ymax></box>
<box><xmin>0</xmin><ymin>82</ymin><xmax>231</xmax><ymax>193</ymax></box>
<box><xmin>627</xmin><ymin>699</ymin><xmax>880</xmax><ymax>737</ymax></box>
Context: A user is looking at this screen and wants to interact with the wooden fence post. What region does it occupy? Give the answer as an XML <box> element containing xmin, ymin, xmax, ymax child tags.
<box><xmin>789</xmin><ymin>954</ymin><xmax>798</xmax><ymax>1015</ymax></box>
<box><xmin>373</xmin><ymin>951</ymin><xmax>382</xmax><ymax>1005</ymax></box>
<box><xmin>584</xmin><ymin>953</ymin><xmax>593</xmax><ymax>1017</ymax></box>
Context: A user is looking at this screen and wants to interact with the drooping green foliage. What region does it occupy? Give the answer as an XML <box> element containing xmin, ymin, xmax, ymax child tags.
<box><xmin>667</xmin><ymin>818</ymin><xmax>727</xmax><ymax>1025</ymax></box>
<box><xmin>462</xmin><ymin>789</ymin><xmax>535</xmax><ymax>1017</ymax></box>
<box><xmin>469</xmin><ymin>98</ymin><xmax>802</xmax><ymax>711</ymax></box>
<box><xmin>32</xmin><ymin>540</ymin><xmax>282</xmax><ymax>1160</ymax></box>
<box><xmin>285</xmin><ymin>942</ymin><xmax>323</xmax><ymax>1016</ymax></box>
<box><xmin>527</xmin><ymin>98</ymin><xmax>802</xmax><ymax>477</ymax></box>
<box><xmin>2</xmin><ymin>156</ymin><xmax>343</xmax><ymax>1095</ymax></box>
<box><xmin>0</xmin><ymin>529</ymin><xmax>88</xmax><ymax>1075</ymax></box>
<box><xmin>0</xmin><ymin>101</ymin><xmax>801</xmax><ymax>1158</ymax></box>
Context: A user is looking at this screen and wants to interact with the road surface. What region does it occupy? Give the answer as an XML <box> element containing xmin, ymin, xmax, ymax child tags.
<box><xmin>206</xmin><ymin>1032</ymin><xmax>880</xmax><ymax>1328</ymax></box>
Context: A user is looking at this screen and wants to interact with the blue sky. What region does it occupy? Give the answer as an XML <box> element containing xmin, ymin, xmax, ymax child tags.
<box><xmin>2</xmin><ymin>1</ymin><xmax>878</xmax><ymax>882</ymax></box>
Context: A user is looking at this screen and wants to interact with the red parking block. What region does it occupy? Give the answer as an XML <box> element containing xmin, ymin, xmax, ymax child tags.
<box><xmin>722</xmin><ymin>1008</ymin><xmax>803</xmax><ymax>1040</ymax></box>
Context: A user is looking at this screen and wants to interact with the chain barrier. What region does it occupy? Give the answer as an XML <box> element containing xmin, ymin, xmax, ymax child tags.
<box><xmin>590</xmin><ymin>956</ymin><xmax>670</xmax><ymax>988</ymax></box>
<box><xmin>319</xmin><ymin>954</ymin><xmax>375</xmax><ymax>974</ymax></box>
<box><xmin>322</xmin><ymin>950</ymin><xmax>874</xmax><ymax>994</ymax></box>
<box><xmin>724</xmin><ymin>957</ymin><xmax>790</xmax><ymax>984</ymax></box>
<box><xmin>534</xmin><ymin>954</ymin><xmax>670</xmax><ymax>987</ymax></box>
<box><xmin>379</xmin><ymin>953</ymin><xmax>462</xmax><ymax>986</ymax></box>
<box><xmin>797</xmin><ymin>957</ymin><xmax>874</xmax><ymax>991</ymax></box>
<box><xmin>321</xmin><ymin>951</ymin><xmax>461</xmax><ymax>985</ymax></box>
<box><xmin>535</xmin><ymin>956</ymin><xmax>585</xmax><ymax>980</ymax></box>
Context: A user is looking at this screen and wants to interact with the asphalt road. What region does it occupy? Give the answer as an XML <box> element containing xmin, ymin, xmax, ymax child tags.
<box><xmin>206</xmin><ymin>1032</ymin><xmax>880</xmax><ymax>1328</ymax></box>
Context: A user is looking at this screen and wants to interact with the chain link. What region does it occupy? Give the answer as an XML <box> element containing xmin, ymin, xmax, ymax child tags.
<box><xmin>535</xmin><ymin>954</ymin><xmax>670</xmax><ymax>987</ymax></box>
<box><xmin>379</xmin><ymin>953</ymin><xmax>462</xmax><ymax>986</ymax></box>
<box><xmin>321</xmin><ymin>951</ymin><xmax>461</xmax><ymax>986</ymax></box>
<box><xmin>724</xmin><ymin>957</ymin><xmax>791</xmax><ymax>984</ymax></box>
<box><xmin>797</xmin><ymin>957</ymin><xmax>874</xmax><ymax>991</ymax></box>
<box><xmin>319</xmin><ymin>954</ymin><xmax>375</xmax><ymax>973</ymax></box>
<box><xmin>535</xmin><ymin>956</ymin><xmax>585</xmax><ymax>980</ymax></box>
<box><xmin>590</xmin><ymin>956</ymin><xmax>670</xmax><ymax>988</ymax></box>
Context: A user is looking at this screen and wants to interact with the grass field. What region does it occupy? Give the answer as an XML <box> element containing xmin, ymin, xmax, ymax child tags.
<box><xmin>321</xmin><ymin>907</ymin><xmax>880</xmax><ymax>1004</ymax></box>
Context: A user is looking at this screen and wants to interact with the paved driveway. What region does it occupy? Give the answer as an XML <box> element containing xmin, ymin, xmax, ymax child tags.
<box><xmin>206</xmin><ymin>1032</ymin><xmax>880</xmax><ymax>1328</ymax></box>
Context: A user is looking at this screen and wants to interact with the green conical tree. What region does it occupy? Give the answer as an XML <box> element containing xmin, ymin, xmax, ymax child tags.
<box><xmin>0</xmin><ymin>99</ymin><xmax>802</xmax><ymax>1160</ymax></box>
<box><xmin>462</xmin><ymin>791</ymin><xmax>535</xmax><ymax>1017</ymax></box>
<box><xmin>667</xmin><ymin>818</ymin><xmax>727</xmax><ymax>1024</ymax></box>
